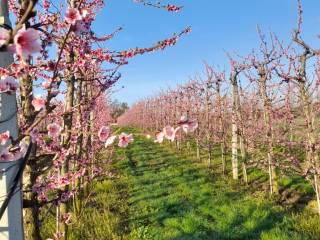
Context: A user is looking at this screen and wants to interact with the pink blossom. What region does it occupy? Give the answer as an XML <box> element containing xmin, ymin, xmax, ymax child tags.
<box><xmin>32</xmin><ymin>95</ymin><xmax>46</xmax><ymax>111</ymax></box>
<box><xmin>65</xmin><ymin>8</ymin><xmax>82</xmax><ymax>25</ymax></box>
<box><xmin>43</xmin><ymin>0</ymin><xmax>50</xmax><ymax>10</ymax></box>
<box><xmin>0</xmin><ymin>76</ymin><xmax>19</xmax><ymax>93</ymax></box>
<box><xmin>105</xmin><ymin>135</ymin><xmax>117</xmax><ymax>147</ymax></box>
<box><xmin>14</xmin><ymin>28</ymin><xmax>41</xmax><ymax>59</ymax></box>
<box><xmin>47</xmin><ymin>123</ymin><xmax>62</xmax><ymax>138</ymax></box>
<box><xmin>59</xmin><ymin>177</ymin><xmax>70</xmax><ymax>187</ymax></box>
<box><xmin>0</xmin><ymin>131</ymin><xmax>10</xmax><ymax>145</ymax></box>
<box><xmin>81</xmin><ymin>9</ymin><xmax>89</xmax><ymax>18</ymax></box>
<box><xmin>154</xmin><ymin>132</ymin><xmax>164</xmax><ymax>143</ymax></box>
<box><xmin>41</xmin><ymin>80</ymin><xmax>51</xmax><ymax>89</ymax></box>
<box><xmin>98</xmin><ymin>126</ymin><xmax>110</xmax><ymax>142</ymax></box>
<box><xmin>178</xmin><ymin>116</ymin><xmax>198</xmax><ymax>133</ymax></box>
<box><xmin>118</xmin><ymin>133</ymin><xmax>134</xmax><ymax>148</ymax></box>
<box><xmin>0</xmin><ymin>149</ymin><xmax>14</xmax><ymax>161</ymax></box>
<box><xmin>14</xmin><ymin>141</ymin><xmax>27</xmax><ymax>160</ymax></box>
<box><xmin>4</xmin><ymin>76</ymin><xmax>19</xmax><ymax>92</ymax></box>
<box><xmin>163</xmin><ymin>126</ymin><xmax>178</xmax><ymax>142</ymax></box>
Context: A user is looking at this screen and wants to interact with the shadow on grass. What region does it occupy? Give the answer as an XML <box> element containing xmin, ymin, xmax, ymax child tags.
<box><xmin>41</xmin><ymin>130</ymin><xmax>320</xmax><ymax>240</ymax></box>
<box><xmin>110</xmin><ymin>135</ymin><xmax>289</xmax><ymax>240</ymax></box>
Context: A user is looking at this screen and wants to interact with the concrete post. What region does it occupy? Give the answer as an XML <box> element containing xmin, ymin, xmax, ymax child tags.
<box><xmin>0</xmin><ymin>1</ymin><xmax>24</xmax><ymax>239</ymax></box>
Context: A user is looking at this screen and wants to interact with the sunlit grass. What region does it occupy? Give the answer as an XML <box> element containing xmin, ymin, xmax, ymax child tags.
<box><xmin>42</xmin><ymin>128</ymin><xmax>320</xmax><ymax>239</ymax></box>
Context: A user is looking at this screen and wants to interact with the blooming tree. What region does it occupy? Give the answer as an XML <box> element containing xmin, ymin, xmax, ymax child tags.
<box><xmin>0</xmin><ymin>0</ymin><xmax>189</xmax><ymax>239</ymax></box>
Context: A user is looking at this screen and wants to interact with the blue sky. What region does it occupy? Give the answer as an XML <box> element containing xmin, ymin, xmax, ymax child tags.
<box><xmin>92</xmin><ymin>0</ymin><xmax>320</xmax><ymax>105</ymax></box>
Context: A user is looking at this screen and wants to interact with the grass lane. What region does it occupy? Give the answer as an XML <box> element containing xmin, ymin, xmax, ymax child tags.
<box><xmin>68</xmin><ymin>132</ymin><xmax>320</xmax><ymax>240</ymax></box>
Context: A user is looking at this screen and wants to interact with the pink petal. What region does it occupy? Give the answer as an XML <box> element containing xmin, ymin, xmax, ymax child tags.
<box><xmin>32</xmin><ymin>96</ymin><xmax>46</xmax><ymax>111</ymax></box>
<box><xmin>98</xmin><ymin>126</ymin><xmax>110</xmax><ymax>142</ymax></box>
<box><xmin>14</xmin><ymin>28</ymin><xmax>41</xmax><ymax>59</ymax></box>
<box><xmin>0</xmin><ymin>131</ymin><xmax>10</xmax><ymax>145</ymax></box>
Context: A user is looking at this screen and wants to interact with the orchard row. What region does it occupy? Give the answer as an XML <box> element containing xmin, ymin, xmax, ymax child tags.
<box><xmin>0</xmin><ymin>0</ymin><xmax>185</xmax><ymax>239</ymax></box>
<box><xmin>118</xmin><ymin>0</ymin><xmax>320</xmax><ymax>216</ymax></box>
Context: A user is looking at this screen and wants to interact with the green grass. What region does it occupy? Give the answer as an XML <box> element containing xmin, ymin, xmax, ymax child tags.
<box><xmin>45</xmin><ymin>129</ymin><xmax>320</xmax><ymax>240</ymax></box>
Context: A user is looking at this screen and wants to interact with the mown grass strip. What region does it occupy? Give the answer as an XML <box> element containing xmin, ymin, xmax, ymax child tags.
<box><xmin>56</xmin><ymin>129</ymin><xmax>320</xmax><ymax>240</ymax></box>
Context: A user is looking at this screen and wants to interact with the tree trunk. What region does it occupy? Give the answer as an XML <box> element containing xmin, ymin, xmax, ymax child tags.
<box><xmin>205</xmin><ymin>83</ymin><xmax>211</xmax><ymax>166</ymax></box>
<box><xmin>216</xmin><ymin>82</ymin><xmax>227</xmax><ymax>175</ymax></box>
<box><xmin>73</xmin><ymin>79</ymin><xmax>83</xmax><ymax>216</ymax></box>
<box><xmin>297</xmin><ymin>54</ymin><xmax>319</xmax><ymax>205</ymax></box>
<box><xmin>196</xmin><ymin>138</ymin><xmax>200</xmax><ymax>161</ymax></box>
<box><xmin>83</xmin><ymin>83</ymin><xmax>93</xmax><ymax>198</ymax></box>
<box><xmin>242</xmin><ymin>163</ymin><xmax>248</xmax><ymax>184</ymax></box>
<box><xmin>58</xmin><ymin>72</ymin><xmax>75</xmax><ymax>239</ymax></box>
<box><xmin>259</xmin><ymin>74</ymin><xmax>278</xmax><ymax>195</ymax></box>
<box><xmin>221</xmin><ymin>141</ymin><xmax>226</xmax><ymax>175</ymax></box>
<box><xmin>20</xmin><ymin>74</ymin><xmax>41</xmax><ymax>240</ymax></box>
<box><xmin>231</xmin><ymin>74</ymin><xmax>239</xmax><ymax>180</ymax></box>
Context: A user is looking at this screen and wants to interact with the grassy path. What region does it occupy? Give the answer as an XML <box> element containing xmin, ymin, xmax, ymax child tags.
<box><xmin>71</xmin><ymin>133</ymin><xmax>320</xmax><ymax>240</ymax></box>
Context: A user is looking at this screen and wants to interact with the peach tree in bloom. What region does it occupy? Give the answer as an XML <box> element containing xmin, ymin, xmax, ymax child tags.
<box><xmin>0</xmin><ymin>0</ymin><xmax>189</xmax><ymax>239</ymax></box>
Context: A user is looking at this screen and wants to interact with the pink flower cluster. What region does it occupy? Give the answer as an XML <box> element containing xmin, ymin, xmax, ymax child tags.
<box><xmin>154</xmin><ymin>116</ymin><xmax>198</xmax><ymax>143</ymax></box>
<box><xmin>0</xmin><ymin>131</ymin><xmax>27</xmax><ymax>162</ymax></box>
<box><xmin>178</xmin><ymin>116</ymin><xmax>198</xmax><ymax>133</ymax></box>
<box><xmin>98</xmin><ymin>126</ymin><xmax>134</xmax><ymax>148</ymax></box>
<box><xmin>65</xmin><ymin>8</ymin><xmax>90</xmax><ymax>34</ymax></box>
<box><xmin>0</xmin><ymin>131</ymin><xmax>10</xmax><ymax>145</ymax></box>
<box><xmin>118</xmin><ymin>133</ymin><xmax>134</xmax><ymax>148</ymax></box>
<box><xmin>32</xmin><ymin>95</ymin><xmax>46</xmax><ymax>111</ymax></box>
<box><xmin>47</xmin><ymin>123</ymin><xmax>62</xmax><ymax>138</ymax></box>
<box><xmin>0</xmin><ymin>27</ymin><xmax>41</xmax><ymax>60</ymax></box>
<box><xmin>14</xmin><ymin>28</ymin><xmax>41</xmax><ymax>60</ymax></box>
<box><xmin>0</xmin><ymin>76</ymin><xmax>19</xmax><ymax>94</ymax></box>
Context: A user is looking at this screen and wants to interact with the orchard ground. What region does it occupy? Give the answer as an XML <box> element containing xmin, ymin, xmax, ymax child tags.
<box><xmin>42</xmin><ymin>128</ymin><xmax>320</xmax><ymax>240</ymax></box>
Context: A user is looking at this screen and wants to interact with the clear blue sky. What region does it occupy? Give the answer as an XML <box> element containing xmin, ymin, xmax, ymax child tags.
<box><xmin>92</xmin><ymin>0</ymin><xmax>320</xmax><ymax>105</ymax></box>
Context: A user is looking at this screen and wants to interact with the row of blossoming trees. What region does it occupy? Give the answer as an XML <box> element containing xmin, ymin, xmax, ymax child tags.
<box><xmin>118</xmin><ymin>1</ymin><xmax>320</xmax><ymax>215</ymax></box>
<box><xmin>0</xmin><ymin>0</ymin><xmax>188</xmax><ymax>239</ymax></box>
